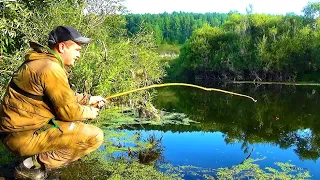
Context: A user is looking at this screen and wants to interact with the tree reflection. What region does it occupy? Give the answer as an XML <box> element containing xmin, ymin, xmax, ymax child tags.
<box><xmin>153</xmin><ymin>84</ymin><xmax>320</xmax><ymax>161</ymax></box>
<box><xmin>128</xmin><ymin>133</ymin><xmax>165</xmax><ymax>165</ymax></box>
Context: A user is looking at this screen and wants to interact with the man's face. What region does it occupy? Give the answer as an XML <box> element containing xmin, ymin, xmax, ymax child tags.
<box><xmin>59</xmin><ymin>41</ymin><xmax>82</xmax><ymax>66</ymax></box>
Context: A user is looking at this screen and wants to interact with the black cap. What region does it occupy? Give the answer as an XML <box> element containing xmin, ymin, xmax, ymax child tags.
<box><xmin>48</xmin><ymin>26</ymin><xmax>91</xmax><ymax>46</ymax></box>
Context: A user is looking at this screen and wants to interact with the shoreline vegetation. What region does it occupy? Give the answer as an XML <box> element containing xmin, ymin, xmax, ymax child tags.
<box><xmin>232</xmin><ymin>81</ymin><xmax>320</xmax><ymax>86</ymax></box>
<box><xmin>1</xmin><ymin>0</ymin><xmax>319</xmax><ymax>179</ymax></box>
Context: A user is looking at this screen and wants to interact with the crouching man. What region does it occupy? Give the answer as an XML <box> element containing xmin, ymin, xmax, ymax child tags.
<box><xmin>0</xmin><ymin>26</ymin><xmax>106</xmax><ymax>179</ymax></box>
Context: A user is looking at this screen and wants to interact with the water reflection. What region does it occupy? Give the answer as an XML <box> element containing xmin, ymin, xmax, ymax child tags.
<box><xmin>1</xmin><ymin>84</ymin><xmax>319</xmax><ymax>179</ymax></box>
<box><xmin>127</xmin><ymin>84</ymin><xmax>320</xmax><ymax>178</ymax></box>
<box><xmin>125</xmin><ymin>130</ymin><xmax>316</xmax><ymax>179</ymax></box>
<box><xmin>128</xmin><ymin>133</ymin><xmax>164</xmax><ymax>165</ymax></box>
<box><xmin>152</xmin><ymin>84</ymin><xmax>320</xmax><ymax>161</ymax></box>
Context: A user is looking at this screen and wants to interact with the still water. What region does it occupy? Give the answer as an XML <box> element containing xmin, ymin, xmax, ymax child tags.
<box><xmin>130</xmin><ymin>84</ymin><xmax>320</xmax><ymax>179</ymax></box>
<box><xmin>1</xmin><ymin>83</ymin><xmax>319</xmax><ymax>179</ymax></box>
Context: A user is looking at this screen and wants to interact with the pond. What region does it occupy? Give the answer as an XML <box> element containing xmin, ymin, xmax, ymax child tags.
<box><xmin>127</xmin><ymin>83</ymin><xmax>320</xmax><ymax>179</ymax></box>
<box><xmin>1</xmin><ymin>83</ymin><xmax>319</xmax><ymax>179</ymax></box>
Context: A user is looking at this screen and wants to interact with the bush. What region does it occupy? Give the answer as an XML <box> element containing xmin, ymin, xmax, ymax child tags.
<box><xmin>0</xmin><ymin>0</ymin><xmax>166</xmax><ymax>109</ymax></box>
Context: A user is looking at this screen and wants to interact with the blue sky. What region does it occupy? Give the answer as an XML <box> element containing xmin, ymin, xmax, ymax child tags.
<box><xmin>124</xmin><ymin>0</ymin><xmax>317</xmax><ymax>15</ymax></box>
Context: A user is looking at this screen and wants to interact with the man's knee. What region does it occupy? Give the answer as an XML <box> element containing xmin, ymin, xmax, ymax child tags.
<box><xmin>80</xmin><ymin>124</ymin><xmax>104</xmax><ymax>148</ymax></box>
<box><xmin>95</xmin><ymin>127</ymin><xmax>104</xmax><ymax>147</ymax></box>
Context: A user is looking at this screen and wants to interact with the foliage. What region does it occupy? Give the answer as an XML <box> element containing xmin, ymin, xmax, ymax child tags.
<box><xmin>302</xmin><ymin>2</ymin><xmax>320</xmax><ymax>19</ymax></box>
<box><xmin>85</xmin><ymin>0</ymin><xmax>127</xmax><ymax>15</ymax></box>
<box><xmin>170</xmin><ymin>11</ymin><xmax>320</xmax><ymax>82</ymax></box>
<box><xmin>0</xmin><ymin>1</ymin><xmax>32</xmax><ymax>55</ymax></box>
<box><xmin>0</xmin><ymin>0</ymin><xmax>166</xmax><ymax>113</ymax></box>
<box><xmin>0</xmin><ymin>1</ymin><xmax>35</xmax><ymax>96</ymax></box>
<box><xmin>157</xmin><ymin>43</ymin><xmax>180</xmax><ymax>55</ymax></box>
<box><xmin>125</xmin><ymin>12</ymin><xmax>228</xmax><ymax>44</ymax></box>
<box><xmin>0</xmin><ymin>142</ymin><xmax>18</xmax><ymax>166</ymax></box>
<box><xmin>1</xmin><ymin>1</ymin><xmax>318</xmax><ymax>179</ymax></box>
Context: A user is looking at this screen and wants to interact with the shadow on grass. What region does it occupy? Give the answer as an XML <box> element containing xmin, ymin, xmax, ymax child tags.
<box><xmin>0</xmin><ymin>161</ymin><xmax>18</xmax><ymax>180</ymax></box>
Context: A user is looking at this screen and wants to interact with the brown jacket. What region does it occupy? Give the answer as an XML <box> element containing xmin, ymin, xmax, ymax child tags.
<box><xmin>0</xmin><ymin>48</ymin><xmax>94</xmax><ymax>132</ymax></box>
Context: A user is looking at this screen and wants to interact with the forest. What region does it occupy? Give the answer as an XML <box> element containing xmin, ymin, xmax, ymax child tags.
<box><xmin>126</xmin><ymin>3</ymin><xmax>320</xmax><ymax>82</ymax></box>
<box><xmin>126</xmin><ymin>12</ymin><xmax>228</xmax><ymax>44</ymax></box>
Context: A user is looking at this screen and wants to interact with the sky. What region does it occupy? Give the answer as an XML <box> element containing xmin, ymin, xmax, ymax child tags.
<box><xmin>124</xmin><ymin>0</ymin><xmax>319</xmax><ymax>15</ymax></box>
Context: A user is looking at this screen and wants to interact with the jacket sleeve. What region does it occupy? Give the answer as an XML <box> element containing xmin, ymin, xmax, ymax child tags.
<box><xmin>41</xmin><ymin>65</ymin><xmax>94</xmax><ymax>121</ymax></box>
<box><xmin>75</xmin><ymin>93</ymin><xmax>91</xmax><ymax>105</ymax></box>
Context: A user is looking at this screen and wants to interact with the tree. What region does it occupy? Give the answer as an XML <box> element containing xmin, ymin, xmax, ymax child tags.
<box><xmin>0</xmin><ymin>0</ymin><xmax>166</xmax><ymax>110</ymax></box>
<box><xmin>303</xmin><ymin>2</ymin><xmax>320</xmax><ymax>19</ymax></box>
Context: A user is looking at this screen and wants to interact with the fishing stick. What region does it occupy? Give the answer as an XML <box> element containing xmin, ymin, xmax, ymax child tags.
<box><xmin>104</xmin><ymin>83</ymin><xmax>257</xmax><ymax>102</ymax></box>
<box><xmin>27</xmin><ymin>43</ymin><xmax>257</xmax><ymax>102</ymax></box>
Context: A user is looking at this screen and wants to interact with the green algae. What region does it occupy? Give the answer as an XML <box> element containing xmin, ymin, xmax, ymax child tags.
<box><xmin>95</xmin><ymin>107</ymin><xmax>199</xmax><ymax>129</ymax></box>
<box><xmin>160</xmin><ymin>158</ymin><xmax>311</xmax><ymax>180</ymax></box>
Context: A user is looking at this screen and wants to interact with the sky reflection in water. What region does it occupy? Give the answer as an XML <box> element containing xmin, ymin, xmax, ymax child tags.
<box><xmin>137</xmin><ymin>84</ymin><xmax>320</xmax><ymax>179</ymax></box>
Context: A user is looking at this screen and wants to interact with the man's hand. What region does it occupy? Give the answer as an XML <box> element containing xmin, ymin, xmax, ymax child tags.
<box><xmin>89</xmin><ymin>96</ymin><xmax>107</xmax><ymax>108</ymax></box>
<box><xmin>87</xmin><ymin>107</ymin><xmax>99</xmax><ymax>120</ymax></box>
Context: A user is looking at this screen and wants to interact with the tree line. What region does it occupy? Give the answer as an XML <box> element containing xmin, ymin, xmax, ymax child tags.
<box><xmin>125</xmin><ymin>12</ymin><xmax>228</xmax><ymax>44</ymax></box>
<box><xmin>125</xmin><ymin>3</ymin><xmax>320</xmax><ymax>82</ymax></box>
<box><xmin>166</xmin><ymin>2</ymin><xmax>320</xmax><ymax>82</ymax></box>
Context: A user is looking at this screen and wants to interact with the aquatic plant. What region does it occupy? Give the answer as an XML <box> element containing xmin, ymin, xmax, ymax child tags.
<box><xmin>216</xmin><ymin>158</ymin><xmax>311</xmax><ymax>180</ymax></box>
<box><xmin>160</xmin><ymin>158</ymin><xmax>311</xmax><ymax>180</ymax></box>
<box><xmin>128</xmin><ymin>133</ymin><xmax>164</xmax><ymax>165</ymax></box>
<box><xmin>95</xmin><ymin>107</ymin><xmax>199</xmax><ymax>129</ymax></box>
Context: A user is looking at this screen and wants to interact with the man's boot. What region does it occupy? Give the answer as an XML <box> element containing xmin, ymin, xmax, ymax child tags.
<box><xmin>13</xmin><ymin>162</ymin><xmax>47</xmax><ymax>180</ymax></box>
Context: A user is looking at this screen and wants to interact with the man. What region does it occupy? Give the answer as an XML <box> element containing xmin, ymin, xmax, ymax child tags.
<box><xmin>0</xmin><ymin>26</ymin><xmax>106</xmax><ymax>179</ymax></box>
